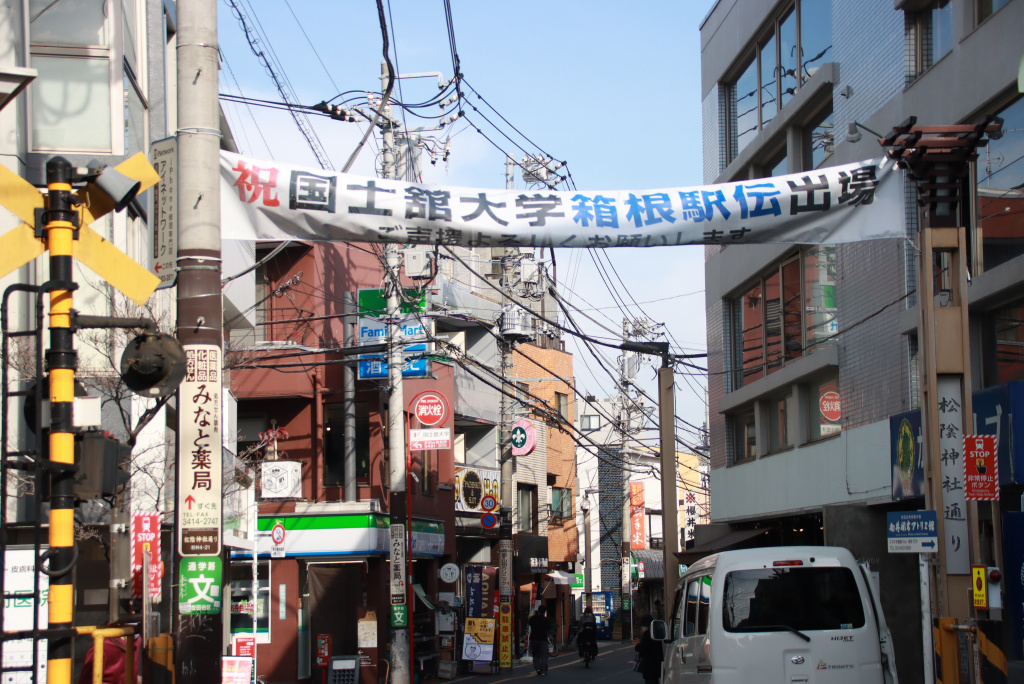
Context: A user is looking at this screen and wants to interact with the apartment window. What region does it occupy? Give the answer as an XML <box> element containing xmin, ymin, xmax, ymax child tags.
<box><xmin>976</xmin><ymin>96</ymin><xmax>1024</xmax><ymax>270</ymax></box>
<box><xmin>992</xmin><ymin>298</ymin><xmax>1024</xmax><ymax>383</ymax></box>
<box><xmin>768</xmin><ymin>391</ymin><xmax>795</xmax><ymax>452</ymax></box>
<box><xmin>805</xmin><ymin>105</ymin><xmax>834</xmax><ymax>169</ymax></box>
<box><xmin>550</xmin><ymin>487</ymin><xmax>572</xmax><ymax>520</ymax></box>
<box><xmin>809</xmin><ymin>374</ymin><xmax>842</xmax><ymax>441</ymax></box>
<box><xmin>732</xmin><ymin>407</ymin><xmax>756</xmax><ymax>464</ymax></box>
<box><xmin>912</xmin><ymin>0</ymin><xmax>953</xmax><ymax>77</ymax></box>
<box><xmin>323</xmin><ymin>402</ymin><xmax>371</xmax><ymax>487</ymax></box>
<box><xmin>30</xmin><ymin>0</ymin><xmax>144</xmax><ymax>153</ymax></box>
<box><xmin>731</xmin><ymin>247</ymin><xmax>837</xmax><ymax>389</ymax></box>
<box><xmin>979</xmin><ymin>0</ymin><xmax>1010</xmax><ymax>22</ymax></box>
<box><xmin>556</xmin><ymin>392</ymin><xmax>569</xmax><ymax>420</ymax></box>
<box><xmin>580</xmin><ymin>414</ymin><xmax>601</xmax><ymax>431</ymax></box>
<box><xmin>517</xmin><ymin>484</ymin><xmax>537</xmax><ymax>533</ymax></box>
<box><xmin>726</xmin><ymin>0</ymin><xmax>832</xmax><ymax>161</ymax></box>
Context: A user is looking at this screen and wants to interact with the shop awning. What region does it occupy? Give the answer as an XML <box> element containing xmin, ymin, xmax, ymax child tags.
<box><xmin>631</xmin><ymin>549</ymin><xmax>665</xmax><ymax>581</ymax></box>
<box><xmin>545</xmin><ymin>570</ymin><xmax>575</xmax><ymax>585</ymax></box>
<box><xmin>676</xmin><ymin>528</ymin><xmax>772</xmax><ymax>567</ymax></box>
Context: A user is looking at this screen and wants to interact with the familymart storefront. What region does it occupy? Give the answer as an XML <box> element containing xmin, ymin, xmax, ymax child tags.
<box><xmin>230</xmin><ymin>506</ymin><xmax>445</xmax><ymax>684</ymax></box>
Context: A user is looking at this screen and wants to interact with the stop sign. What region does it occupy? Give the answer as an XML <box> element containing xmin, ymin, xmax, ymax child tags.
<box><xmin>412</xmin><ymin>391</ymin><xmax>448</xmax><ymax>426</ymax></box>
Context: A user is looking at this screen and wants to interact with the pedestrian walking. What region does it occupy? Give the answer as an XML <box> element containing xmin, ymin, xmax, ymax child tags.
<box><xmin>528</xmin><ymin>606</ymin><xmax>551</xmax><ymax>676</ymax></box>
<box><xmin>634</xmin><ymin>613</ymin><xmax>663</xmax><ymax>684</ymax></box>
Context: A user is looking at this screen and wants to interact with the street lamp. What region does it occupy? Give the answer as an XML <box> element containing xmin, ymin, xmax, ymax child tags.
<box><xmin>580</xmin><ymin>493</ymin><xmax>593</xmax><ymax>612</ymax></box>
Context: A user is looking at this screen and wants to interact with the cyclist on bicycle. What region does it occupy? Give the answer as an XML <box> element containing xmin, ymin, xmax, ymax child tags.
<box><xmin>577</xmin><ymin>607</ymin><xmax>598</xmax><ymax>661</ymax></box>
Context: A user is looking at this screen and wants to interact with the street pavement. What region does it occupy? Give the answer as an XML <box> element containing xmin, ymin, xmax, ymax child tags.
<box><xmin>450</xmin><ymin>641</ymin><xmax>638</xmax><ymax>684</ymax></box>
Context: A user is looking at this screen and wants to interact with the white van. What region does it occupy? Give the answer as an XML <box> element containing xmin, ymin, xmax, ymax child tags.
<box><xmin>652</xmin><ymin>546</ymin><xmax>897</xmax><ymax>684</ymax></box>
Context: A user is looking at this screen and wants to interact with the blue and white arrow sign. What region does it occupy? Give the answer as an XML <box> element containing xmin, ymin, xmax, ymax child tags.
<box><xmin>887</xmin><ymin>510</ymin><xmax>938</xmax><ymax>553</ymax></box>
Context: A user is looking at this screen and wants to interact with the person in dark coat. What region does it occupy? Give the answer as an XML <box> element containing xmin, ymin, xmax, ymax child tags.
<box><xmin>528</xmin><ymin>606</ymin><xmax>551</xmax><ymax>675</ymax></box>
<box><xmin>634</xmin><ymin>613</ymin><xmax>663</xmax><ymax>684</ymax></box>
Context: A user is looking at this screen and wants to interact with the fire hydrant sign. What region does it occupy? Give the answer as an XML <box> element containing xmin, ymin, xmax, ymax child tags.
<box><xmin>178</xmin><ymin>345</ymin><xmax>223</xmax><ymax>556</ymax></box>
<box><xmin>963</xmin><ymin>434</ymin><xmax>999</xmax><ymax>500</ymax></box>
<box><xmin>412</xmin><ymin>391</ymin><xmax>448</xmax><ymax>426</ymax></box>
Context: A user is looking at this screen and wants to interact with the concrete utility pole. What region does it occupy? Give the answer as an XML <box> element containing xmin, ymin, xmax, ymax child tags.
<box><xmin>658</xmin><ymin>354</ymin><xmax>680</xmax><ymax>596</ymax></box>
<box><xmin>175</xmin><ymin>0</ymin><xmax>225</xmax><ymax>680</ymax></box>
<box><xmin>382</xmin><ymin>60</ymin><xmax>412</xmax><ymax>684</ymax></box>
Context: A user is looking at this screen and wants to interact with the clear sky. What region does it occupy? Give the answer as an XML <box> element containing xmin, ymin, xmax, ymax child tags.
<box><xmin>218</xmin><ymin>0</ymin><xmax>718</xmax><ymax>453</ymax></box>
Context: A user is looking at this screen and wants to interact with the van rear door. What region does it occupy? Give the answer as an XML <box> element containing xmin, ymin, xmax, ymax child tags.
<box><xmin>718</xmin><ymin>563</ymin><xmax>886</xmax><ymax>683</ymax></box>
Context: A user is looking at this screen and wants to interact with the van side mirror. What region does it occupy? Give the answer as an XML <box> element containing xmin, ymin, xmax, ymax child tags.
<box><xmin>650</xmin><ymin>619</ymin><xmax>669</xmax><ymax>641</ymax></box>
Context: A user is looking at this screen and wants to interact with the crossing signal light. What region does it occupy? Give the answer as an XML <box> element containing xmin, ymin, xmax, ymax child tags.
<box><xmin>120</xmin><ymin>332</ymin><xmax>186</xmax><ymax>398</ymax></box>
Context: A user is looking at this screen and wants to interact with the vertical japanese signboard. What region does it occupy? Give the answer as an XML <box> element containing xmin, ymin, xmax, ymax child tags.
<box><xmin>937</xmin><ymin>376</ymin><xmax>969</xmax><ymax>574</ymax></box>
<box><xmin>178</xmin><ymin>345</ymin><xmax>222</xmax><ymax>557</ymax></box>
<box><xmin>390</xmin><ymin>523</ymin><xmax>406</xmax><ymax>604</ymax></box>
<box><xmin>682</xmin><ymin>490</ymin><xmax>699</xmax><ymax>547</ymax></box>
<box><xmin>4</xmin><ymin>548</ymin><xmax>47</xmax><ymax>683</ymax></box>
<box><xmin>629</xmin><ymin>482</ymin><xmax>645</xmax><ymax>550</ymax></box>
<box><xmin>150</xmin><ymin>137</ymin><xmax>177</xmax><ymax>289</ymax></box>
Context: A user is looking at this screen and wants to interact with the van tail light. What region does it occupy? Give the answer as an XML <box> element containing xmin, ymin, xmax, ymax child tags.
<box><xmin>773</xmin><ymin>560</ymin><xmax>804</xmax><ymax>566</ymax></box>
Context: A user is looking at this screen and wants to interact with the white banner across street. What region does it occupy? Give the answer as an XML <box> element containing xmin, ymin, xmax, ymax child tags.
<box><xmin>220</xmin><ymin>151</ymin><xmax>904</xmax><ymax>248</ymax></box>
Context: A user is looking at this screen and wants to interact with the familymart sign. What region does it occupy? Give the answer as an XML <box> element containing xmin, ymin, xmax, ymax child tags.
<box><xmin>221</xmin><ymin>152</ymin><xmax>903</xmax><ymax>248</ymax></box>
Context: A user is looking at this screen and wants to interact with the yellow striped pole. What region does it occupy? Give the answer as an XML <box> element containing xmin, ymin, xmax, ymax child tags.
<box><xmin>44</xmin><ymin>157</ymin><xmax>78</xmax><ymax>684</ymax></box>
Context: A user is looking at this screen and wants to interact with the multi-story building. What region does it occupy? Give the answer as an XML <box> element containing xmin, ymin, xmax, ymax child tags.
<box><xmin>700</xmin><ymin>0</ymin><xmax>1024</xmax><ymax>680</ymax></box>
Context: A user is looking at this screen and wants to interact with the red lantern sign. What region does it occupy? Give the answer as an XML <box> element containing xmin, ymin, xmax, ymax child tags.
<box><xmin>412</xmin><ymin>391</ymin><xmax>449</xmax><ymax>427</ymax></box>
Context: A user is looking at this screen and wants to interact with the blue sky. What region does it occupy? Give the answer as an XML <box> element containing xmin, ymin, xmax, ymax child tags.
<box><xmin>218</xmin><ymin>0</ymin><xmax>718</xmax><ymax>449</ymax></box>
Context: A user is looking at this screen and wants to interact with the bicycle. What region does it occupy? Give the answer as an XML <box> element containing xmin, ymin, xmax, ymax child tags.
<box><xmin>517</xmin><ymin>633</ymin><xmax>559</xmax><ymax>659</ymax></box>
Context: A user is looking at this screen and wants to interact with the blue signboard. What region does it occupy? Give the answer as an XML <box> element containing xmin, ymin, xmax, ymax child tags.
<box><xmin>1004</xmin><ymin>512</ymin><xmax>1024</xmax><ymax>660</ymax></box>
<box><xmin>890</xmin><ymin>409</ymin><xmax>925</xmax><ymax>500</ymax></box>
<box><xmin>886</xmin><ymin>510</ymin><xmax>938</xmax><ymax>553</ymax></box>
<box><xmin>972</xmin><ymin>382</ymin><xmax>1024</xmax><ymax>485</ymax></box>
<box><xmin>357</xmin><ymin>350</ymin><xmax>428</xmax><ymax>380</ymax></box>
<box><xmin>466</xmin><ymin>565</ymin><xmax>482</xmax><ymax>618</ymax></box>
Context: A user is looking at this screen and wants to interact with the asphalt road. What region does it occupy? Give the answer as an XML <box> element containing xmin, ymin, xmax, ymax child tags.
<box><xmin>450</xmin><ymin>641</ymin><xmax>639</xmax><ymax>684</ymax></box>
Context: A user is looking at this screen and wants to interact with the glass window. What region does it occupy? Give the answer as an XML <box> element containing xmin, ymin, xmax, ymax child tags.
<box><xmin>977</xmin><ymin>97</ymin><xmax>1024</xmax><ymax>270</ymax></box>
<box><xmin>551</xmin><ymin>487</ymin><xmax>572</xmax><ymax>520</ymax></box>
<box><xmin>30</xmin><ymin>0</ymin><xmax>110</xmax><ymax>46</ymax></box>
<box><xmin>580</xmin><ymin>414</ymin><xmax>601</xmax><ymax>431</ymax></box>
<box><xmin>733</xmin><ymin>408</ymin><xmax>756</xmax><ymax>464</ymax></box>
<box><xmin>517</xmin><ymin>485</ymin><xmax>535</xmax><ymax>533</ymax></box>
<box><xmin>778</xmin><ymin>9</ymin><xmax>797</xmax><ymax>108</ymax></box>
<box><xmin>124</xmin><ymin>75</ymin><xmax>146</xmax><ymax>156</ymax></box>
<box><xmin>697</xmin><ymin>576</ymin><xmax>713</xmax><ymax>635</ymax></box>
<box><xmin>722</xmin><ymin>566</ymin><xmax>865</xmax><ymax>632</ymax></box>
<box><xmin>809</xmin><ymin>375</ymin><xmax>842</xmax><ymax>440</ymax></box>
<box><xmin>979</xmin><ymin>0</ymin><xmax>1011</xmax><ymax>22</ymax></box>
<box><xmin>759</xmin><ymin>34</ymin><xmax>778</xmax><ymax>128</ymax></box>
<box><xmin>782</xmin><ymin>259</ymin><xmax>802</xmax><ymax>362</ymax></box>
<box><xmin>556</xmin><ymin>392</ymin><xmax>569</xmax><ymax>420</ymax></box>
<box><xmin>768</xmin><ymin>391</ymin><xmax>795</xmax><ymax>452</ymax></box>
<box><xmin>737</xmin><ymin>282</ymin><xmax>764</xmax><ymax>384</ymax></box>
<box><xmin>918</xmin><ymin>0</ymin><xmax>953</xmax><ymax>73</ymax></box>
<box><xmin>230</xmin><ymin>561</ymin><xmax>271</xmax><ymax>642</ymax></box>
<box><xmin>31</xmin><ymin>56</ymin><xmax>112</xmax><ymax>151</ymax></box>
<box><xmin>798</xmin><ymin>0</ymin><xmax>832</xmax><ymax>82</ymax></box>
<box><xmin>766</xmin><ymin>150</ymin><xmax>788</xmax><ymax>178</ymax></box>
<box><xmin>683</xmin><ymin>579</ymin><xmax>699</xmax><ymax>636</ymax></box>
<box><xmin>993</xmin><ymin>299</ymin><xmax>1024</xmax><ymax>384</ymax></box>
<box><xmin>122</xmin><ymin>0</ymin><xmax>139</xmax><ymax>73</ymax></box>
<box><xmin>732</xmin><ymin>56</ymin><xmax>759</xmax><ymax>158</ymax></box>
<box><xmin>804</xmin><ymin>246</ymin><xmax>838</xmax><ymax>350</ymax></box>
<box><xmin>805</xmin><ymin>105</ymin><xmax>834</xmax><ymax>169</ymax></box>
<box><xmin>764</xmin><ymin>270</ymin><xmax>783</xmax><ymax>373</ymax></box>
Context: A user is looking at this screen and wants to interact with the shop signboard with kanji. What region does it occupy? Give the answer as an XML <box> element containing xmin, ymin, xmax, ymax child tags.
<box><xmin>178</xmin><ymin>345</ymin><xmax>222</xmax><ymax>557</ymax></box>
<box><xmin>629</xmin><ymin>482</ymin><xmax>645</xmax><ymax>550</ymax></box>
<box><xmin>179</xmin><ymin>556</ymin><xmax>222</xmax><ymax>614</ymax></box>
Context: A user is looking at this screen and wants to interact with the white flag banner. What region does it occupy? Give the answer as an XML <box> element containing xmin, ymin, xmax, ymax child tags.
<box><xmin>220</xmin><ymin>151</ymin><xmax>903</xmax><ymax>248</ymax></box>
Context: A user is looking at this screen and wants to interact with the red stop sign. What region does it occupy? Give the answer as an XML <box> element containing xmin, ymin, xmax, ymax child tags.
<box><xmin>413</xmin><ymin>392</ymin><xmax>448</xmax><ymax>426</ymax></box>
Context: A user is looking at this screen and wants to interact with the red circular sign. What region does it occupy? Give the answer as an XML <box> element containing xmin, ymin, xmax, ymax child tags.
<box><xmin>412</xmin><ymin>391</ymin><xmax>448</xmax><ymax>426</ymax></box>
<box><xmin>271</xmin><ymin>523</ymin><xmax>286</xmax><ymax>545</ymax></box>
<box><xmin>820</xmin><ymin>389</ymin><xmax>841</xmax><ymax>422</ymax></box>
<box><xmin>481</xmin><ymin>495</ymin><xmax>497</xmax><ymax>512</ymax></box>
<box><xmin>481</xmin><ymin>512</ymin><xmax>497</xmax><ymax>529</ymax></box>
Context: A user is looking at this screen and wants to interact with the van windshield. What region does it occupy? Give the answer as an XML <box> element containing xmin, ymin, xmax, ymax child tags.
<box><xmin>722</xmin><ymin>566</ymin><xmax>865</xmax><ymax>633</ymax></box>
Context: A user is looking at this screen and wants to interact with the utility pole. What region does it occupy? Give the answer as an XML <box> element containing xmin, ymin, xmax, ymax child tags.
<box><xmin>382</xmin><ymin>60</ymin><xmax>412</xmax><ymax>684</ymax></box>
<box><xmin>175</xmin><ymin>0</ymin><xmax>225</xmax><ymax>681</ymax></box>
<box><xmin>885</xmin><ymin>117</ymin><xmax>1001</xmax><ymax>681</ymax></box>
<box><xmin>658</xmin><ymin>353</ymin><xmax>679</xmax><ymax>597</ymax></box>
